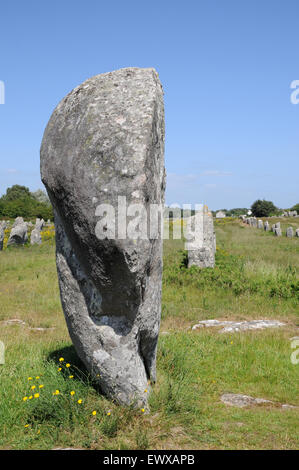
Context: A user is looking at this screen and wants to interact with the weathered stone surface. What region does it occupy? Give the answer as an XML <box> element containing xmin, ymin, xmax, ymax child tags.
<box><xmin>1</xmin><ymin>318</ymin><xmax>27</xmax><ymax>326</ymax></box>
<box><xmin>30</xmin><ymin>228</ymin><xmax>42</xmax><ymax>245</ymax></box>
<box><xmin>36</xmin><ymin>218</ymin><xmax>45</xmax><ymax>230</ymax></box>
<box><xmin>288</xmin><ymin>210</ymin><xmax>297</xmax><ymax>217</ymax></box>
<box><xmin>274</xmin><ymin>227</ymin><xmax>282</xmax><ymax>236</ymax></box>
<box><xmin>40</xmin><ymin>67</ymin><xmax>165</xmax><ymax>406</ymax></box>
<box><xmin>12</xmin><ymin>216</ymin><xmax>25</xmax><ymax>228</ymax></box>
<box><xmin>7</xmin><ymin>218</ymin><xmax>28</xmax><ymax>246</ymax></box>
<box><xmin>192</xmin><ymin>319</ymin><xmax>285</xmax><ymax>333</ymax></box>
<box><xmin>296</xmin><ymin>229</ymin><xmax>299</xmax><ymax>237</ymax></box>
<box><xmin>249</xmin><ymin>217</ymin><xmax>257</xmax><ymax>227</ymax></box>
<box><xmin>257</xmin><ymin>219</ymin><xmax>263</xmax><ymax>229</ymax></box>
<box><xmin>286</xmin><ymin>227</ymin><xmax>294</xmax><ymax>238</ymax></box>
<box><xmin>221</xmin><ymin>393</ymin><xmax>298</xmax><ymax>409</ymax></box>
<box><xmin>30</xmin><ymin>218</ymin><xmax>45</xmax><ymax>245</ymax></box>
<box><xmin>264</xmin><ymin>221</ymin><xmax>270</xmax><ymax>231</ymax></box>
<box><xmin>186</xmin><ymin>207</ymin><xmax>216</xmax><ymax>268</ymax></box>
<box><xmin>1</xmin><ymin>318</ymin><xmax>55</xmax><ymax>332</ymax></box>
<box><xmin>221</xmin><ymin>393</ymin><xmax>273</xmax><ymax>408</ymax></box>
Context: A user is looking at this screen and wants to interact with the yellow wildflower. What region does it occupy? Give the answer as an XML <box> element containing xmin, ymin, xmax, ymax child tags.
<box><xmin>58</xmin><ymin>367</ymin><xmax>62</xmax><ymax>371</ymax></box>
<box><xmin>24</xmin><ymin>424</ymin><xmax>29</xmax><ymax>428</ymax></box>
<box><xmin>39</xmin><ymin>384</ymin><xmax>44</xmax><ymax>389</ymax></box>
<box><xmin>29</xmin><ymin>396</ymin><xmax>33</xmax><ymax>400</ymax></box>
<box><xmin>92</xmin><ymin>410</ymin><xmax>97</xmax><ymax>416</ymax></box>
<box><xmin>70</xmin><ymin>391</ymin><xmax>75</xmax><ymax>396</ymax></box>
<box><xmin>34</xmin><ymin>393</ymin><xmax>40</xmax><ymax>398</ymax></box>
<box><xmin>66</xmin><ymin>363</ymin><xmax>70</xmax><ymax>368</ymax></box>
<box><xmin>107</xmin><ymin>411</ymin><xmax>111</xmax><ymax>416</ymax></box>
<box><xmin>35</xmin><ymin>376</ymin><xmax>40</xmax><ymax>379</ymax></box>
<box><xmin>31</xmin><ymin>385</ymin><xmax>36</xmax><ymax>390</ymax></box>
<box><xmin>23</xmin><ymin>396</ymin><xmax>28</xmax><ymax>401</ymax></box>
<box><xmin>59</xmin><ymin>357</ymin><xmax>64</xmax><ymax>362</ymax></box>
<box><xmin>69</xmin><ymin>375</ymin><xmax>74</xmax><ymax>379</ymax></box>
<box><xmin>78</xmin><ymin>399</ymin><xmax>82</xmax><ymax>404</ymax></box>
<box><xmin>141</xmin><ymin>408</ymin><xmax>145</xmax><ymax>413</ymax></box>
<box><xmin>28</xmin><ymin>377</ymin><xmax>32</xmax><ymax>381</ymax></box>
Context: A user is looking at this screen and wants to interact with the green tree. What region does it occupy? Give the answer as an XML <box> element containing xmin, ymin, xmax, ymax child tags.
<box><xmin>3</xmin><ymin>184</ymin><xmax>31</xmax><ymax>201</ymax></box>
<box><xmin>291</xmin><ymin>203</ymin><xmax>299</xmax><ymax>213</ymax></box>
<box><xmin>0</xmin><ymin>185</ymin><xmax>53</xmax><ymax>220</ymax></box>
<box><xmin>251</xmin><ymin>199</ymin><xmax>277</xmax><ymax>217</ymax></box>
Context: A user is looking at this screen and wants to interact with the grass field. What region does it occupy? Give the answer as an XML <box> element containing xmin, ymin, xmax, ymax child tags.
<box><xmin>0</xmin><ymin>218</ymin><xmax>298</xmax><ymax>449</ymax></box>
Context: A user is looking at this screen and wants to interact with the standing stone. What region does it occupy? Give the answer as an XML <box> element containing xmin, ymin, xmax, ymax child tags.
<box><xmin>264</xmin><ymin>221</ymin><xmax>270</xmax><ymax>231</ymax></box>
<box><xmin>40</xmin><ymin>68</ymin><xmax>165</xmax><ymax>406</ymax></box>
<box><xmin>0</xmin><ymin>226</ymin><xmax>4</xmax><ymax>250</ymax></box>
<box><xmin>186</xmin><ymin>206</ymin><xmax>216</xmax><ymax>268</ymax></box>
<box><xmin>30</xmin><ymin>228</ymin><xmax>42</xmax><ymax>245</ymax></box>
<box><xmin>295</xmin><ymin>229</ymin><xmax>299</xmax><ymax>237</ymax></box>
<box><xmin>257</xmin><ymin>220</ymin><xmax>263</xmax><ymax>229</ymax></box>
<box><xmin>274</xmin><ymin>227</ymin><xmax>282</xmax><ymax>236</ymax></box>
<box><xmin>12</xmin><ymin>216</ymin><xmax>25</xmax><ymax>228</ymax></box>
<box><xmin>286</xmin><ymin>227</ymin><xmax>294</xmax><ymax>238</ymax></box>
<box><xmin>216</xmin><ymin>211</ymin><xmax>226</xmax><ymax>218</ymax></box>
<box><xmin>7</xmin><ymin>218</ymin><xmax>28</xmax><ymax>246</ymax></box>
<box><xmin>275</xmin><ymin>222</ymin><xmax>281</xmax><ymax>229</ymax></box>
<box><xmin>35</xmin><ymin>218</ymin><xmax>45</xmax><ymax>231</ymax></box>
<box><xmin>30</xmin><ymin>219</ymin><xmax>45</xmax><ymax>245</ymax></box>
<box><xmin>288</xmin><ymin>210</ymin><xmax>297</xmax><ymax>217</ymax></box>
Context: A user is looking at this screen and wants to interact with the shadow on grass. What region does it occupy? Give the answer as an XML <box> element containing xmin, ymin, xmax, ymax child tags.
<box><xmin>47</xmin><ymin>345</ymin><xmax>102</xmax><ymax>394</ymax></box>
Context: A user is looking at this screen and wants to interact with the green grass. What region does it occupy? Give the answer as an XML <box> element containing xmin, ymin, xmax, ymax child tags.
<box><xmin>0</xmin><ymin>218</ymin><xmax>298</xmax><ymax>449</ymax></box>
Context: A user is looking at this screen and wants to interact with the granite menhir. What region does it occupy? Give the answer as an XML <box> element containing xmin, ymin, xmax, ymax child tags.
<box><xmin>40</xmin><ymin>68</ymin><xmax>165</xmax><ymax>406</ymax></box>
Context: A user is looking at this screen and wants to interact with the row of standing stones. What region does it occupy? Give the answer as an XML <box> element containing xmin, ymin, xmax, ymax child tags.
<box><xmin>241</xmin><ymin>216</ymin><xmax>299</xmax><ymax>238</ymax></box>
<box><xmin>0</xmin><ymin>217</ymin><xmax>52</xmax><ymax>250</ymax></box>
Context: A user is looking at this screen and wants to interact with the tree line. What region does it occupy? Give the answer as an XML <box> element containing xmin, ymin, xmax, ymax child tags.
<box><xmin>0</xmin><ymin>185</ymin><xmax>53</xmax><ymax>220</ymax></box>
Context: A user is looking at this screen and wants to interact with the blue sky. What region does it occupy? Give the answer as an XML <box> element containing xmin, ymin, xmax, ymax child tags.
<box><xmin>0</xmin><ymin>0</ymin><xmax>298</xmax><ymax>210</ymax></box>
